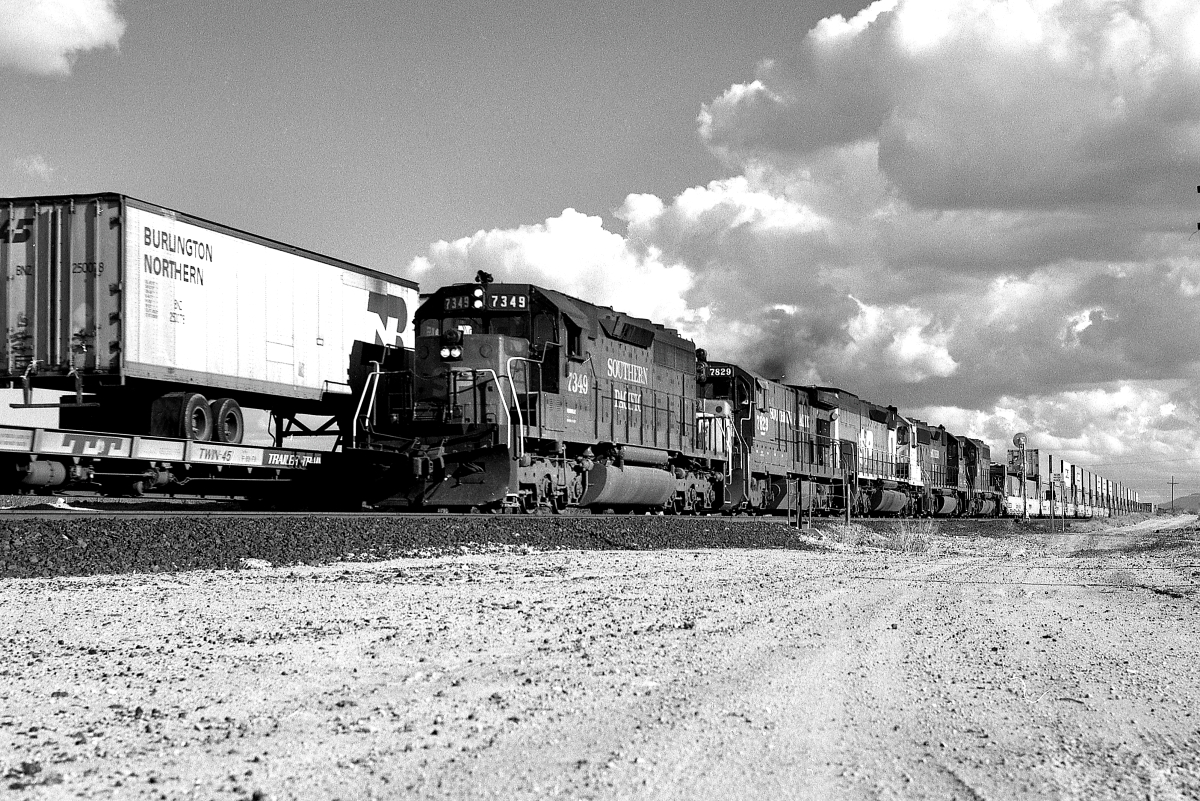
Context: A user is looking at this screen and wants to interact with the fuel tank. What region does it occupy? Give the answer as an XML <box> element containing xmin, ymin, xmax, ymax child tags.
<box><xmin>579</xmin><ymin>463</ymin><xmax>675</xmax><ymax>508</ymax></box>
<box><xmin>869</xmin><ymin>488</ymin><xmax>907</xmax><ymax>514</ymax></box>
<box><xmin>932</xmin><ymin>493</ymin><xmax>959</xmax><ymax>516</ymax></box>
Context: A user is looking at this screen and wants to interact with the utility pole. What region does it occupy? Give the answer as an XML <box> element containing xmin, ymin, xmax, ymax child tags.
<box><xmin>1169</xmin><ymin>475</ymin><xmax>1179</xmax><ymax>514</ymax></box>
<box><xmin>1013</xmin><ymin>433</ymin><xmax>1028</xmax><ymax>519</ymax></box>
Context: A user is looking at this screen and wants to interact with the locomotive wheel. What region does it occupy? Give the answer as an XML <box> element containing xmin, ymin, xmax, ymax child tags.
<box><xmin>209</xmin><ymin>398</ymin><xmax>244</xmax><ymax>444</ymax></box>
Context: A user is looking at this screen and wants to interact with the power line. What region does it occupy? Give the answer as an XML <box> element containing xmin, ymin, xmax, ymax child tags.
<box><xmin>1078</xmin><ymin>457</ymin><xmax>1200</xmax><ymax>467</ymax></box>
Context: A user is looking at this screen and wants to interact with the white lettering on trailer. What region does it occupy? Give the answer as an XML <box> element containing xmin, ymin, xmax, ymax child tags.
<box><xmin>371</xmin><ymin>315</ymin><xmax>401</xmax><ymax>348</ymax></box>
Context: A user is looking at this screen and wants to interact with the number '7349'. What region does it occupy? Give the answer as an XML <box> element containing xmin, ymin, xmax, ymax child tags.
<box><xmin>566</xmin><ymin>372</ymin><xmax>589</xmax><ymax>394</ymax></box>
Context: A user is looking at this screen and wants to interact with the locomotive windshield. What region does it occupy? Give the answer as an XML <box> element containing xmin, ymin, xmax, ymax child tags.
<box><xmin>417</xmin><ymin>314</ymin><xmax>529</xmax><ymax>338</ymax></box>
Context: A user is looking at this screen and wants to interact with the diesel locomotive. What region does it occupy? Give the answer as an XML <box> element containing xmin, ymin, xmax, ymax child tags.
<box><xmin>340</xmin><ymin>273</ymin><xmax>1004</xmax><ymax>516</ymax></box>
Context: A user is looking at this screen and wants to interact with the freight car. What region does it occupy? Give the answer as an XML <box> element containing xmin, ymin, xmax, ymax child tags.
<box><xmin>1</xmin><ymin>194</ymin><xmax>417</xmax><ymax>445</ymax></box>
<box><xmin>0</xmin><ymin>421</ymin><xmax>327</xmax><ymax>497</ymax></box>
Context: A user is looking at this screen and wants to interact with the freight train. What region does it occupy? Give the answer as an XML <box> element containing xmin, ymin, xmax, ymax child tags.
<box><xmin>1</xmin><ymin>194</ymin><xmax>1149</xmax><ymax>515</ymax></box>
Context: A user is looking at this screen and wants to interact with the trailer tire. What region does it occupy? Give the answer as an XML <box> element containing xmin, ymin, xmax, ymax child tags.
<box><xmin>152</xmin><ymin>392</ymin><xmax>213</xmax><ymax>441</ymax></box>
<box><xmin>209</xmin><ymin>398</ymin><xmax>244</xmax><ymax>444</ymax></box>
<box><xmin>181</xmin><ymin>393</ymin><xmax>213</xmax><ymax>441</ymax></box>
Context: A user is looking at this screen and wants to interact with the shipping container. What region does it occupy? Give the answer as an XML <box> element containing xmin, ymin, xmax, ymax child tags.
<box><xmin>1</xmin><ymin>193</ymin><xmax>417</xmax><ymax>442</ymax></box>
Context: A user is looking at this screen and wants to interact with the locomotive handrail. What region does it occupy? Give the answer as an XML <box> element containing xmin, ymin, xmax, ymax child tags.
<box><xmin>349</xmin><ymin>361</ymin><xmax>384</xmax><ymax>449</ymax></box>
<box><xmin>504</xmin><ymin>356</ymin><xmax>537</xmax><ymax>457</ymax></box>
<box><xmin>474</xmin><ymin>367</ymin><xmax>521</xmax><ymax>459</ymax></box>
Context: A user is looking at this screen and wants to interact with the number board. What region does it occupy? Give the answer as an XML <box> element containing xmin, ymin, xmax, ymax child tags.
<box><xmin>487</xmin><ymin>294</ymin><xmax>526</xmax><ymax>310</ymax></box>
<box><xmin>707</xmin><ymin>365</ymin><xmax>735</xmax><ymax>378</ymax></box>
<box><xmin>442</xmin><ymin>294</ymin><xmax>528</xmax><ymax>311</ymax></box>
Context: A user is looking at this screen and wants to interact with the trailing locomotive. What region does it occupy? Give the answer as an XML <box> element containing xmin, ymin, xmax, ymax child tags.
<box><xmin>698</xmin><ymin>364</ymin><xmax>1001</xmax><ymax>517</ymax></box>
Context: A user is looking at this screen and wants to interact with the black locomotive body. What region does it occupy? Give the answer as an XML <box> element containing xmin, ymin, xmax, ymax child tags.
<box><xmin>342</xmin><ymin>278</ymin><xmax>730</xmax><ymax>511</ymax></box>
<box><xmin>698</xmin><ymin>365</ymin><xmax>1004</xmax><ymax>517</ymax></box>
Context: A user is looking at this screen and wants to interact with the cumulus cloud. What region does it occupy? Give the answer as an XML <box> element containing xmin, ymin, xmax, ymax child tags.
<box><xmin>918</xmin><ymin>380</ymin><xmax>1200</xmax><ymax>499</ymax></box>
<box><xmin>411</xmin><ymin>0</ymin><xmax>1200</xmax><ymax>502</ymax></box>
<box><xmin>13</xmin><ymin>154</ymin><xmax>55</xmax><ymax>183</ymax></box>
<box><xmin>0</xmin><ymin>0</ymin><xmax>126</xmax><ymax>76</ymax></box>
<box><xmin>411</xmin><ymin>209</ymin><xmax>709</xmax><ymax>334</ymax></box>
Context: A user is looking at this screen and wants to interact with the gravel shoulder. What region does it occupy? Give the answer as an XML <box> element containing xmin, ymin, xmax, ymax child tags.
<box><xmin>2</xmin><ymin>516</ymin><xmax>1199</xmax><ymax>800</ymax></box>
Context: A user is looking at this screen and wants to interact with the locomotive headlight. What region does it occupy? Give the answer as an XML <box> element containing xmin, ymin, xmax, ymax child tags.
<box><xmin>473</xmin><ymin>287</ymin><xmax>484</xmax><ymax>297</ymax></box>
<box><xmin>439</xmin><ymin>346</ymin><xmax>452</xmax><ymax>358</ymax></box>
<box><xmin>449</xmin><ymin>346</ymin><xmax>463</xmax><ymax>358</ymax></box>
<box><xmin>472</xmin><ymin>298</ymin><xmax>484</xmax><ymax>309</ymax></box>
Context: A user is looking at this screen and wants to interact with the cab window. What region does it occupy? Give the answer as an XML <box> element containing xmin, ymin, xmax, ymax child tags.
<box><xmin>418</xmin><ymin>319</ymin><xmax>441</xmax><ymax>337</ymax></box>
<box><xmin>488</xmin><ymin>314</ymin><xmax>529</xmax><ymax>338</ymax></box>
<box><xmin>532</xmin><ymin>313</ymin><xmax>557</xmax><ymax>348</ymax></box>
<box><xmin>702</xmin><ymin>377</ymin><xmax>732</xmax><ymax>400</ymax></box>
<box><xmin>445</xmin><ymin>317</ymin><xmax>483</xmax><ymax>335</ymax></box>
<box><xmin>566</xmin><ymin>320</ymin><xmax>583</xmax><ymax>358</ymax></box>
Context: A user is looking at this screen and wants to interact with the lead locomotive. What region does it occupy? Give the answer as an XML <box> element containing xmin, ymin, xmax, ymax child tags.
<box><xmin>342</xmin><ymin>272</ymin><xmax>730</xmax><ymax>512</ymax></box>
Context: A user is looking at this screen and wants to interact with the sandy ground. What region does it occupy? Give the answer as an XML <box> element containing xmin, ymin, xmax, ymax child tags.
<box><xmin>2</xmin><ymin>516</ymin><xmax>1199</xmax><ymax>800</ymax></box>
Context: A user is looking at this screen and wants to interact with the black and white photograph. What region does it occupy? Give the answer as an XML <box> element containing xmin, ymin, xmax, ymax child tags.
<box><xmin>2</xmin><ymin>0</ymin><xmax>1199</xmax><ymax>797</ymax></box>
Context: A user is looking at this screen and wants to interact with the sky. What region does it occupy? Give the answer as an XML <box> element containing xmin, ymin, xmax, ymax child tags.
<box><xmin>4</xmin><ymin>0</ymin><xmax>1200</xmax><ymax>504</ymax></box>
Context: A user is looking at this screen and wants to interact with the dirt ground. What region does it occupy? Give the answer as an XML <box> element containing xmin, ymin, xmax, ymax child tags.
<box><xmin>2</xmin><ymin>516</ymin><xmax>1199</xmax><ymax>800</ymax></box>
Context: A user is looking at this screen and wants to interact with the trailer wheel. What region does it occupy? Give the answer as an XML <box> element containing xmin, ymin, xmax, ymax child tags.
<box><xmin>151</xmin><ymin>392</ymin><xmax>213</xmax><ymax>440</ymax></box>
<box><xmin>209</xmin><ymin>398</ymin><xmax>244</xmax><ymax>444</ymax></box>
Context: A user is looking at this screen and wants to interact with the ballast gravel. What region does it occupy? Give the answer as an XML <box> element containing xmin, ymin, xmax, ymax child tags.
<box><xmin>1</xmin><ymin>512</ymin><xmax>1198</xmax><ymax>800</ymax></box>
